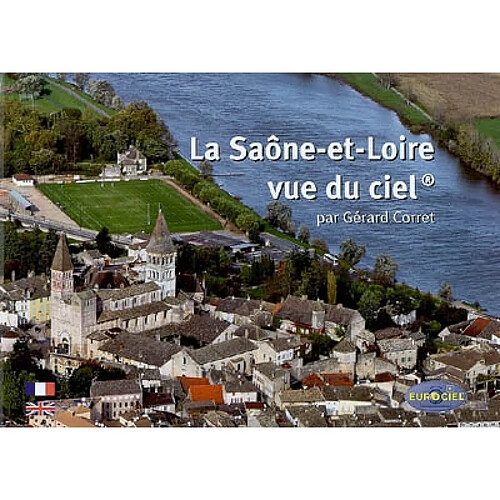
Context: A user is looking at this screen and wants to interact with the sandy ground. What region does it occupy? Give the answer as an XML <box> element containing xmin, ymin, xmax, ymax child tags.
<box><xmin>0</xmin><ymin>178</ymin><xmax>79</xmax><ymax>228</ymax></box>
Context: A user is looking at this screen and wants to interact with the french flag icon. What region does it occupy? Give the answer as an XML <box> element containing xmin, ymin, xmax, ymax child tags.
<box><xmin>25</xmin><ymin>382</ymin><xmax>56</xmax><ymax>397</ymax></box>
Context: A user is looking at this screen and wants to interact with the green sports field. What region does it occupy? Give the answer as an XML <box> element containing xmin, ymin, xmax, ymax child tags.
<box><xmin>39</xmin><ymin>180</ymin><xmax>221</xmax><ymax>234</ymax></box>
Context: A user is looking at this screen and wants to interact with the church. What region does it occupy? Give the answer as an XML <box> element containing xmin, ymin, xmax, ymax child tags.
<box><xmin>50</xmin><ymin>211</ymin><xmax>191</xmax><ymax>358</ymax></box>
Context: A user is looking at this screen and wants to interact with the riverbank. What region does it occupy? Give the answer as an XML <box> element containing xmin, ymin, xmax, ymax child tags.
<box><xmin>332</xmin><ymin>73</ymin><xmax>500</xmax><ymax>186</ymax></box>
<box><xmin>333</xmin><ymin>73</ymin><xmax>431</xmax><ymax>133</ymax></box>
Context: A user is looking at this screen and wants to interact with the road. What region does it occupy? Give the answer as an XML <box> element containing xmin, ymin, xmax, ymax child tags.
<box><xmin>0</xmin><ymin>207</ymin><xmax>132</xmax><ymax>247</ymax></box>
<box><xmin>49</xmin><ymin>79</ymin><xmax>111</xmax><ymax>118</ymax></box>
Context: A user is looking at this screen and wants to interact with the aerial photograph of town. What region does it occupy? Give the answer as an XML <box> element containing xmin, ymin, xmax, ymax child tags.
<box><xmin>0</xmin><ymin>70</ymin><xmax>499</xmax><ymax>431</ymax></box>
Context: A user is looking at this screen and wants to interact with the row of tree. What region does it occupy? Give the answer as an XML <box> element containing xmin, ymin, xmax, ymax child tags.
<box><xmin>165</xmin><ymin>159</ymin><xmax>261</xmax><ymax>235</ymax></box>
<box><xmin>453</xmin><ymin>124</ymin><xmax>500</xmax><ymax>183</ymax></box>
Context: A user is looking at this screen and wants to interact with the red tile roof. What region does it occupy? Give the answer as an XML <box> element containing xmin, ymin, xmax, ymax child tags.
<box><xmin>272</xmin><ymin>302</ymin><xmax>283</xmax><ymax>315</ymax></box>
<box><xmin>245</xmin><ymin>401</ymin><xmax>265</xmax><ymax>410</ymax></box>
<box><xmin>374</xmin><ymin>372</ymin><xmax>396</xmax><ymax>383</ymax></box>
<box><xmin>13</xmin><ymin>173</ymin><xmax>33</xmax><ymax>181</ymax></box>
<box><xmin>322</xmin><ymin>373</ymin><xmax>354</xmax><ymax>387</ymax></box>
<box><xmin>301</xmin><ymin>373</ymin><xmax>325</xmax><ymax>388</ymax></box>
<box><xmin>177</xmin><ymin>376</ymin><xmax>210</xmax><ymax>393</ymax></box>
<box><xmin>464</xmin><ymin>318</ymin><xmax>491</xmax><ymax>338</ymax></box>
<box><xmin>189</xmin><ymin>384</ymin><xmax>224</xmax><ymax>405</ymax></box>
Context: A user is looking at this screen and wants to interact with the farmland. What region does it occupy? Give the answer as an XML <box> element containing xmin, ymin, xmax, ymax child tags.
<box><xmin>394</xmin><ymin>73</ymin><xmax>500</xmax><ymax>146</ymax></box>
<box><xmin>38</xmin><ymin>179</ymin><xmax>221</xmax><ymax>234</ymax></box>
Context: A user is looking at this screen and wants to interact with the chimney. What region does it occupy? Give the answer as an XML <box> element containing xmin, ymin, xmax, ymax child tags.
<box><xmin>155</xmin><ymin>333</ymin><xmax>160</xmax><ymax>342</ymax></box>
<box><xmin>245</xmin><ymin>329</ymin><xmax>249</xmax><ymax>339</ymax></box>
<box><xmin>11</xmin><ymin>270</ymin><xmax>15</xmax><ymax>282</ymax></box>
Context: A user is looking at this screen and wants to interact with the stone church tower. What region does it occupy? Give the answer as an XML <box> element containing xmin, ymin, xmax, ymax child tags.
<box><xmin>50</xmin><ymin>233</ymin><xmax>96</xmax><ymax>358</ymax></box>
<box><xmin>51</xmin><ymin>233</ymin><xmax>74</xmax><ymax>300</ymax></box>
<box><xmin>145</xmin><ymin>210</ymin><xmax>176</xmax><ymax>298</ymax></box>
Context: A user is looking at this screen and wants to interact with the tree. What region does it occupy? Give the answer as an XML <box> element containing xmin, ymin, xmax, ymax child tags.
<box><xmin>386</xmin><ymin>285</ymin><xmax>419</xmax><ymax>316</ymax></box>
<box><xmin>56</xmin><ymin>73</ymin><xmax>68</xmax><ymax>82</ymax></box>
<box><xmin>438</xmin><ymin>281</ymin><xmax>453</xmax><ymax>303</ymax></box>
<box><xmin>39</xmin><ymin>229</ymin><xmax>59</xmax><ymax>274</ymax></box>
<box><xmin>68</xmin><ymin>363</ymin><xmax>126</xmax><ymax>398</ymax></box>
<box><xmin>235</xmin><ymin>212</ymin><xmax>260</xmax><ymax>233</ymax></box>
<box><xmin>108</xmin><ymin>102</ymin><xmax>176</xmax><ymax>161</ymax></box>
<box><xmin>358</xmin><ymin>286</ymin><xmax>384</xmax><ymax>329</ymax></box>
<box><xmin>29</xmin><ymin>148</ymin><xmax>57</xmax><ymax>173</ymax></box>
<box><xmin>266</xmin><ymin>200</ymin><xmax>295</xmax><ymax>235</ymax></box>
<box><xmin>373</xmin><ymin>254</ymin><xmax>399</xmax><ymax>287</ymax></box>
<box><xmin>87</xmin><ymin>79</ymin><xmax>116</xmax><ymax>107</ymax></box>
<box><xmin>379</xmin><ymin>73</ymin><xmax>399</xmax><ymax>88</ymax></box>
<box><xmin>199</xmin><ymin>159</ymin><xmax>214</xmax><ymax>179</ymax></box>
<box><xmin>58</xmin><ymin>108</ymin><xmax>85</xmax><ymax>165</ymax></box>
<box><xmin>327</xmin><ymin>269</ymin><xmax>337</xmax><ymax>304</ymax></box>
<box><xmin>307</xmin><ymin>334</ymin><xmax>336</xmax><ymax>361</ymax></box>
<box><xmin>17</xmin><ymin>74</ymin><xmax>44</xmax><ymax>99</ymax></box>
<box><xmin>73</xmin><ymin>73</ymin><xmax>90</xmax><ymax>91</ymax></box>
<box><xmin>311</xmin><ymin>239</ymin><xmax>329</xmax><ymax>254</ymax></box>
<box><xmin>297</xmin><ymin>225</ymin><xmax>310</xmax><ymax>245</ymax></box>
<box><xmin>96</xmin><ymin>226</ymin><xmax>112</xmax><ymax>255</ymax></box>
<box><xmin>339</xmin><ymin>238</ymin><xmax>366</xmax><ymax>267</ymax></box>
<box><xmin>110</xmin><ymin>95</ymin><xmax>124</xmax><ymax>111</ymax></box>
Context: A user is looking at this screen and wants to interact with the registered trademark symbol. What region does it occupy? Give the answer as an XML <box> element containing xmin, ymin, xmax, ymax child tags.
<box><xmin>421</xmin><ymin>173</ymin><xmax>435</xmax><ymax>187</ymax></box>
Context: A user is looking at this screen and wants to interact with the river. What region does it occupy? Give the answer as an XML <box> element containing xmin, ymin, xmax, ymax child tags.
<box><xmin>95</xmin><ymin>73</ymin><xmax>500</xmax><ymax>315</ymax></box>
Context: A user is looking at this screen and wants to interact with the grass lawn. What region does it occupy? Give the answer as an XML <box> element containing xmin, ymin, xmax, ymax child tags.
<box><xmin>1</xmin><ymin>74</ymin><xmax>112</xmax><ymax>116</ymax></box>
<box><xmin>38</xmin><ymin>179</ymin><xmax>221</xmax><ymax>234</ymax></box>
<box><xmin>476</xmin><ymin>118</ymin><xmax>500</xmax><ymax>148</ymax></box>
<box><xmin>336</xmin><ymin>73</ymin><xmax>431</xmax><ymax>129</ymax></box>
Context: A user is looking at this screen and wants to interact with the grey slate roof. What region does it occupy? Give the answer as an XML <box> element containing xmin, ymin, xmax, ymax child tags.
<box><xmin>0</xmin><ymin>276</ymin><xmax>50</xmax><ymax>301</ymax></box>
<box><xmin>274</xmin><ymin>295</ymin><xmax>324</xmax><ymax>326</ymax></box>
<box><xmin>325</xmin><ymin>304</ymin><xmax>359</xmax><ymax>325</ymax></box>
<box><xmin>99</xmin><ymin>331</ymin><xmax>182</xmax><ymax>367</ymax></box>
<box><xmin>264</xmin><ymin>335</ymin><xmax>308</xmax><ymax>352</ymax></box>
<box><xmin>96</xmin><ymin>281</ymin><xmax>160</xmax><ymax>301</ymax></box>
<box><xmin>216</xmin><ymin>297</ymin><xmax>274</xmax><ymax>316</ymax></box>
<box><xmin>208</xmin><ymin>370</ymin><xmax>257</xmax><ymax>393</ymax></box>
<box><xmin>189</xmin><ymin>337</ymin><xmax>257</xmax><ymax>365</ymax></box>
<box><xmin>253</xmin><ymin>362</ymin><xmax>289</xmax><ymax>380</ymax></box>
<box><xmin>432</xmin><ymin>346</ymin><xmax>500</xmax><ymax>372</ymax></box>
<box><xmin>333</xmin><ymin>339</ymin><xmax>356</xmax><ymax>353</ymax></box>
<box><xmin>377</xmin><ymin>338</ymin><xmax>416</xmax><ymax>352</ymax></box>
<box><xmin>321</xmin><ymin>385</ymin><xmax>374</xmax><ymax>402</ymax></box>
<box><xmin>375</xmin><ymin>327</ymin><xmax>402</xmax><ymax>341</ymax></box>
<box><xmin>90</xmin><ymin>379</ymin><xmax>142</xmax><ymax>397</ymax></box>
<box><xmin>279</xmin><ymin>387</ymin><xmax>325</xmax><ymax>404</ymax></box>
<box><xmin>152</xmin><ymin>315</ymin><xmax>231</xmax><ymax>344</ymax></box>
<box><xmin>97</xmin><ymin>300</ymin><xmax>172</xmax><ymax>323</ymax></box>
<box><xmin>87</xmin><ymin>330</ymin><xmax>113</xmax><ymax>342</ymax></box>
<box><xmin>146</xmin><ymin>211</ymin><xmax>175</xmax><ymax>254</ymax></box>
<box><xmin>233</xmin><ymin>325</ymin><xmax>271</xmax><ymax>341</ymax></box>
<box><xmin>287</xmin><ymin>405</ymin><xmax>328</xmax><ymax>427</ymax></box>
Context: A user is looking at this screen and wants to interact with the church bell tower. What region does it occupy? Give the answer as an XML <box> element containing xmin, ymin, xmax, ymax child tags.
<box><xmin>51</xmin><ymin>233</ymin><xmax>74</xmax><ymax>300</ymax></box>
<box><xmin>145</xmin><ymin>210</ymin><xmax>176</xmax><ymax>298</ymax></box>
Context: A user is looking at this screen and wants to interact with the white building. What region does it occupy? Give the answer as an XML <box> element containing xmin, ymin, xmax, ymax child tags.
<box><xmin>12</xmin><ymin>173</ymin><xmax>34</xmax><ymax>187</ymax></box>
